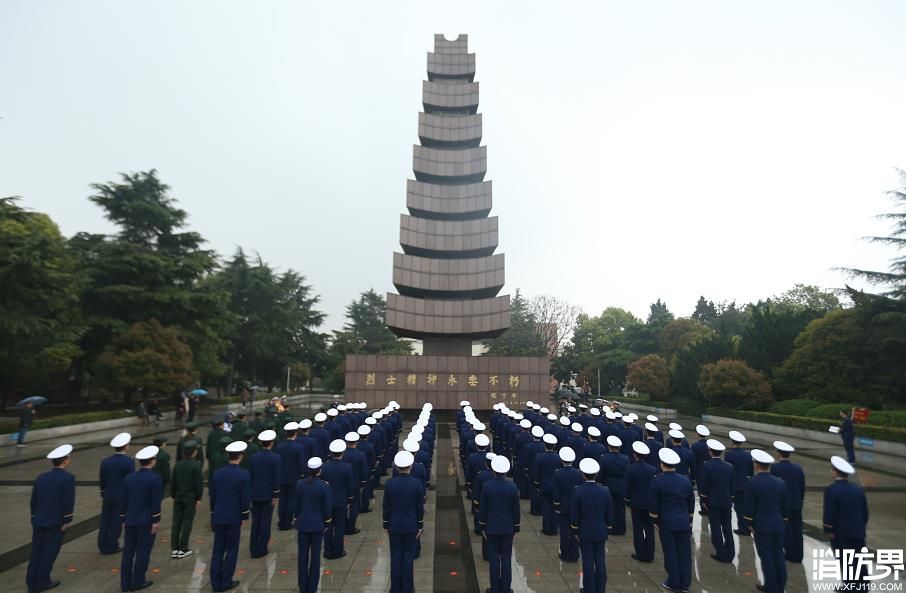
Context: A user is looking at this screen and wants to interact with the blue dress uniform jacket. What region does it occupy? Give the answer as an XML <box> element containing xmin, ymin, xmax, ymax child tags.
<box><xmin>670</xmin><ymin>444</ymin><xmax>694</xmax><ymax>477</ymax></box>
<box><xmin>308</xmin><ymin>426</ymin><xmax>330</xmax><ymax>459</ymax></box>
<box><xmin>120</xmin><ymin>468</ymin><xmax>163</xmax><ymax>592</ymax></box>
<box><xmin>840</xmin><ymin>417</ymin><xmax>856</xmax><ymax>462</ymax></box>
<box><xmin>823</xmin><ymin>478</ymin><xmax>869</xmax><ymax>588</ymax></box>
<box><xmin>209</xmin><ymin>464</ymin><xmax>251</xmax><ymax>593</ymax></box>
<box><xmin>744</xmin><ymin>472</ymin><xmax>789</xmax><ymax>593</ymax></box>
<box><xmin>771</xmin><ymin>458</ymin><xmax>806</xmax><ymax>562</ymax></box>
<box><xmin>725</xmin><ymin>446</ymin><xmax>753</xmax><ymax>533</ymax></box>
<box><xmin>321</xmin><ymin>458</ymin><xmax>355</xmax><ymax>559</ymax></box>
<box><xmin>625</xmin><ymin>460</ymin><xmax>657</xmax><ymax>562</ymax></box>
<box><xmin>276</xmin><ymin>439</ymin><xmax>305</xmax><ymax>530</ymax></box>
<box><xmin>618</xmin><ymin>426</ymin><xmax>640</xmax><ymax>457</ymax></box>
<box><xmin>295</xmin><ymin>476</ymin><xmax>332</xmax><ymax>593</ymax></box>
<box><xmin>250</xmin><ymin>450</ymin><xmax>282</xmax><ymax>502</ymax></box>
<box><xmin>599</xmin><ymin>451</ymin><xmax>630</xmax><ymax>535</ymax></box>
<box><xmin>479</xmin><ymin>477</ymin><xmax>521</xmax><ymax>593</ymax></box>
<box><xmin>384</xmin><ymin>475</ymin><xmax>425</xmax><ymax>593</ymax></box>
<box><xmin>98</xmin><ymin>453</ymin><xmax>134</xmax><ymax>554</ymax></box>
<box><xmin>691</xmin><ymin>439</ymin><xmax>710</xmax><ymax>482</ymax></box>
<box><xmin>27</xmin><ymin>468</ymin><xmax>76</xmax><ymax>593</ymax></box>
<box><xmin>699</xmin><ymin>457</ymin><xmax>736</xmax><ymax>563</ymax></box>
<box><xmin>647</xmin><ymin>471</ymin><xmax>694</xmax><ymax>592</ymax></box>
<box><xmin>570</xmin><ymin>481</ymin><xmax>613</xmax><ymax>593</ymax></box>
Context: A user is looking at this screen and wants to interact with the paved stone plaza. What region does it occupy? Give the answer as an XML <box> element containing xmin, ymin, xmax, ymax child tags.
<box><xmin>0</xmin><ymin>404</ymin><xmax>903</xmax><ymax>593</ymax></box>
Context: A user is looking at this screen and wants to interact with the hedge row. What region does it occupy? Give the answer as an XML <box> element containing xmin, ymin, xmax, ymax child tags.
<box><xmin>32</xmin><ymin>409</ymin><xmax>134</xmax><ymax>430</ymax></box>
<box><xmin>705</xmin><ymin>408</ymin><xmax>906</xmax><ymax>444</ymax></box>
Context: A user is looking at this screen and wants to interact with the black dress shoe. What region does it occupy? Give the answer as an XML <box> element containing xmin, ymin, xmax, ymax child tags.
<box><xmin>346</xmin><ymin>528</ymin><xmax>361</xmax><ymax>535</ymax></box>
<box><xmin>223</xmin><ymin>581</ymin><xmax>239</xmax><ymax>591</ymax></box>
<box><xmin>755</xmin><ymin>585</ymin><xmax>766</xmax><ymax>593</ymax></box>
<box><xmin>133</xmin><ymin>581</ymin><xmax>153</xmax><ymax>591</ymax></box>
<box><xmin>40</xmin><ymin>582</ymin><xmax>61</xmax><ymax>591</ymax></box>
<box><xmin>734</xmin><ymin>529</ymin><xmax>751</xmax><ymax>536</ymax></box>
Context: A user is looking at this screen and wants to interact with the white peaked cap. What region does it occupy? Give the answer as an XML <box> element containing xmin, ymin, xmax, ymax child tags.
<box><xmin>668</xmin><ymin>422</ymin><xmax>682</xmax><ymax>430</ymax></box>
<box><xmin>403</xmin><ymin>440</ymin><xmax>420</xmax><ymax>453</ymax></box>
<box><xmin>284</xmin><ymin>422</ymin><xmax>299</xmax><ymax>431</ymax></box>
<box><xmin>520</xmin><ymin>419</ymin><xmax>532</xmax><ymax>429</ymax></box>
<box><xmin>669</xmin><ymin>429</ymin><xmax>685</xmax><ymax>440</ymax></box>
<box><xmin>365</xmin><ymin>417</ymin><xmax>377</xmax><ymax>425</ymax></box>
<box><xmin>110</xmin><ymin>432</ymin><xmax>131</xmax><ymax>448</ymax></box>
<box><xmin>579</xmin><ymin>404</ymin><xmax>588</xmax><ymax>409</ymax></box>
<box><xmin>357</xmin><ymin>425</ymin><xmax>371</xmax><ymax>436</ymax></box>
<box><xmin>136</xmin><ymin>445</ymin><xmax>159</xmax><ymax>460</ymax></box>
<box><xmin>614</xmin><ymin>412</ymin><xmax>623</xmax><ymax>419</ymax></box>
<box><xmin>729</xmin><ymin>430</ymin><xmax>746</xmax><ymax>443</ymax></box>
<box><xmin>579</xmin><ymin>458</ymin><xmax>600</xmax><ymax>474</ymax></box>
<box><xmin>226</xmin><ymin>441</ymin><xmax>247</xmax><ymax>453</ymax></box>
<box><xmin>533</xmin><ymin>404</ymin><xmax>541</xmax><ymax>410</ymax></box>
<box><xmin>568</xmin><ymin>406</ymin><xmax>577</xmax><ymax>413</ymax></box>
<box><xmin>632</xmin><ymin>441</ymin><xmax>650</xmax><ymax>456</ymax></box>
<box><xmin>315</xmin><ymin>413</ymin><xmax>327</xmax><ymax>422</ymax></box>
<box><xmin>492</xmin><ymin>403</ymin><xmax>501</xmax><ymax>411</ymax></box>
<box><xmin>751</xmin><ymin>449</ymin><xmax>774</xmax><ymax>464</ymax></box>
<box><xmin>547</xmin><ymin>413</ymin><xmax>557</xmax><ymax>421</ymax></box>
<box><xmin>47</xmin><ymin>444</ymin><xmax>73</xmax><ymax>459</ymax></box>
<box><xmin>299</xmin><ymin>419</ymin><xmax>313</xmax><ymax>429</ymax></box>
<box><xmin>588</xmin><ymin>426</ymin><xmax>601</xmax><ymax>437</ymax></box>
<box><xmin>831</xmin><ymin>455</ymin><xmax>855</xmax><ymax>475</ymax></box>
<box><xmin>626</xmin><ymin>413</ymin><xmax>638</xmax><ymax>420</ymax></box>
<box><xmin>345</xmin><ymin>432</ymin><xmax>359</xmax><ymax>442</ymax></box>
<box><xmin>590</xmin><ymin>408</ymin><xmax>600</xmax><ymax>416</ymax></box>
<box><xmin>559</xmin><ymin>417</ymin><xmax>570</xmax><ymax>426</ymax></box>
<box><xmin>491</xmin><ymin>456</ymin><xmax>511</xmax><ymax>474</ymax></box>
<box><xmin>647</xmin><ymin>415</ymin><xmax>659</xmax><ymax>422</ymax></box>
<box><xmin>410</xmin><ymin>432</ymin><xmax>423</xmax><ymax>442</ymax></box>
<box><xmin>695</xmin><ymin>425</ymin><xmax>711</xmax><ymax>436</ymax></box>
<box><xmin>624</xmin><ymin>416</ymin><xmax>635</xmax><ymax>424</ymax></box>
<box><xmin>707</xmin><ymin>438</ymin><xmax>726</xmax><ymax>451</ymax></box>
<box><xmin>605</xmin><ymin>410</ymin><xmax>616</xmax><ymax>420</ymax></box>
<box><xmin>394</xmin><ymin>451</ymin><xmax>414</xmax><ymax>468</ymax></box>
<box><xmin>329</xmin><ymin>439</ymin><xmax>347</xmax><ymax>453</ymax></box>
<box><xmin>526</xmin><ymin>400</ymin><xmax>534</xmax><ymax>407</ymax></box>
<box><xmin>326</xmin><ymin>408</ymin><xmax>338</xmax><ymax>417</ymax></box>
<box><xmin>540</xmin><ymin>407</ymin><xmax>549</xmax><ymax>414</ymax></box>
<box><xmin>411</xmin><ymin>424</ymin><xmax>425</xmax><ymax>434</ymax></box>
<box><xmin>258</xmin><ymin>430</ymin><xmax>277</xmax><ymax>442</ymax></box>
<box><xmin>460</xmin><ymin>400</ymin><xmax>469</xmax><ymax>407</ymax></box>
<box><xmin>475</xmin><ymin>434</ymin><xmax>490</xmax><ymax>447</ymax></box>
<box><xmin>571</xmin><ymin>422</ymin><xmax>583</xmax><ymax>432</ymax></box>
<box><xmin>645</xmin><ymin>422</ymin><xmax>658</xmax><ymax>433</ymax></box>
<box><xmin>308</xmin><ymin>457</ymin><xmax>323</xmax><ymax>469</ymax></box>
<box><xmin>531</xmin><ymin>426</ymin><xmax>544</xmax><ymax>438</ymax></box>
<box><xmin>337</xmin><ymin>404</ymin><xmax>347</xmax><ymax>411</ymax></box>
<box><xmin>774</xmin><ymin>441</ymin><xmax>795</xmax><ymax>453</ymax></box>
<box><xmin>606</xmin><ymin>435</ymin><xmax>622</xmax><ymax>448</ymax></box>
<box><xmin>423</xmin><ymin>403</ymin><xmax>433</xmax><ymax>411</ymax></box>
<box><xmin>474</xmin><ymin>423</ymin><xmax>486</xmax><ymax>431</ymax></box>
<box><xmin>485</xmin><ymin>452</ymin><xmax>496</xmax><ymax>460</ymax></box>
<box><xmin>659</xmin><ymin>447</ymin><xmax>681</xmax><ymax>465</ymax></box>
<box><xmin>559</xmin><ymin>447</ymin><xmax>576</xmax><ymax>463</ymax></box>
<box><xmin>543</xmin><ymin>433</ymin><xmax>557</xmax><ymax>445</ymax></box>
<box><xmin>514</xmin><ymin>413</ymin><xmax>524</xmax><ymax>420</ymax></box>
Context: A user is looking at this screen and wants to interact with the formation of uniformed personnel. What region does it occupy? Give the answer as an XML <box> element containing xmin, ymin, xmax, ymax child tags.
<box><xmin>698</xmin><ymin>438</ymin><xmax>735</xmax><ymax>563</ymax></box>
<box><xmin>823</xmin><ymin>456</ymin><xmax>869</xmax><ymax>589</ymax></box>
<box><xmin>209</xmin><ymin>440</ymin><xmax>250</xmax><ymax>592</ymax></box>
<box><xmin>648</xmin><ymin>447</ymin><xmax>694</xmax><ymax>593</ymax></box>
<box><xmin>120</xmin><ymin>445</ymin><xmax>163</xmax><ymax>592</ymax></box>
<box><xmin>571</xmin><ymin>457</ymin><xmax>613</xmax><ymax>593</ymax></box>
<box><xmin>27</xmin><ymin>444</ymin><xmax>75</xmax><ymax>593</ymax></box>
<box><xmin>151</xmin><ymin>437</ymin><xmax>171</xmax><ymax>492</ymax></box>
<box><xmin>248</xmin><ymin>429</ymin><xmax>280</xmax><ymax>558</ymax></box>
<box><xmin>384</xmin><ymin>450</ymin><xmax>425</xmax><ymax>593</ymax></box>
<box><xmin>321</xmin><ymin>439</ymin><xmax>354</xmax><ymax>559</ymax></box>
<box><xmin>170</xmin><ymin>438</ymin><xmax>203</xmax><ymax>559</ymax></box>
<box><xmin>725</xmin><ymin>430</ymin><xmax>753</xmax><ymax>535</ymax></box>
<box><xmin>479</xmin><ymin>455</ymin><xmax>520</xmax><ymax>593</ymax></box>
<box><xmin>625</xmin><ymin>440</ymin><xmax>656</xmax><ymax>563</ymax></box>
<box><xmin>744</xmin><ymin>449</ymin><xmax>789</xmax><ymax>593</ymax></box>
<box><xmin>770</xmin><ymin>440</ymin><xmax>805</xmax><ymax>562</ymax></box>
<box><xmin>295</xmin><ymin>457</ymin><xmax>332</xmax><ymax>593</ymax></box>
<box><xmin>553</xmin><ymin>446</ymin><xmax>582</xmax><ymax>562</ymax></box>
<box><xmin>98</xmin><ymin>432</ymin><xmax>134</xmax><ymax>555</ymax></box>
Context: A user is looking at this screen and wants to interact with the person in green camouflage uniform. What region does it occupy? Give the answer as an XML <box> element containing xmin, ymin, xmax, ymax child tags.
<box><xmin>231</xmin><ymin>413</ymin><xmax>248</xmax><ymax>441</ymax></box>
<box><xmin>152</xmin><ymin>436</ymin><xmax>171</xmax><ymax>491</ymax></box>
<box><xmin>249</xmin><ymin>412</ymin><xmax>264</xmax><ymax>434</ymax></box>
<box><xmin>205</xmin><ymin>418</ymin><xmax>227</xmax><ymax>468</ymax></box>
<box><xmin>208</xmin><ymin>436</ymin><xmax>232</xmax><ymax>481</ymax></box>
<box><xmin>239</xmin><ymin>429</ymin><xmax>259</xmax><ymax>470</ymax></box>
<box><xmin>170</xmin><ymin>440</ymin><xmax>203</xmax><ymax>558</ymax></box>
<box><xmin>177</xmin><ymin>421</ymin><xmax>204</xmax><ymax>466</ymax></box>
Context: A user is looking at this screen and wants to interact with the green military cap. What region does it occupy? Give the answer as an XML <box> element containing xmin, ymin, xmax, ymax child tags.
<box><xmin>184</xmin><ymin>421</ymin><xmax>198</xmax><ymax>429</ymax></box>
<box><xmin>153</xmin><ymin>436</ymin><xmax>168</xmax><ymax>446</ymax></box>
<box><xmin>219</xmin><ymin>436</ymin><xmax>233</xmax><ymax>446</ymax></box>
<box><xmin>244</xmin><ymin>429</ymin><xmax>256</xmax><ymax>438</ymax></box>
<box><xmin>211</xmin><ymin>416</ymin><xmax>224</xmax><ymax>425</ymax></box>
<box><xmin>182</xmin><ymin>439</ymin><xmax>199</xmax><ymax>451</ymax></box>
<box><xmin>265</xmin><ymin>421</ymin><xmax>276</xmax><ymax>429</ymax></box>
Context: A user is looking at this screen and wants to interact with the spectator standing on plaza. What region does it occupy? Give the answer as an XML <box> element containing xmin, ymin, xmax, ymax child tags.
<box><xmin>18</xmin><ymin>401</ymin><xmax>35</xmax><ymax>447</ymax></box>
<box><xmin>839</xmin><ymin>410</ymin><xmax>856</xmax><ymax>463</ymax></box>
<box><xmin>26</xmin><ymin>444</ymin><xmax>75</xmax><ymax>593</ymax></box>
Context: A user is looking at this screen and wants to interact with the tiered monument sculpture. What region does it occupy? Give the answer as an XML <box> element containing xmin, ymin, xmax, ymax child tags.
<box><xmin>345</xmin><ymin>34</ymin><xmax>550</xmax><ymax>410</ymax></box>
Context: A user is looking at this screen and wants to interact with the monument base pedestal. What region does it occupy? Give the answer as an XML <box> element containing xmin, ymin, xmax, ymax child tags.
<box><xmin>345</xmin><ymin>354</ymin><xmax>550</xmax><ymax>410</ymax></box>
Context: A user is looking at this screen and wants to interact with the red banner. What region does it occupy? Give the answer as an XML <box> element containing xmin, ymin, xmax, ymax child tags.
<box><xmin>852</xmin><ymin>407</ymin><xmax>871</xmax><ymax>424</ymax></box>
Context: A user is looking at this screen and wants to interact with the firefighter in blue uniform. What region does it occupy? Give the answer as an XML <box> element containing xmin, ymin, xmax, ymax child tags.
<box><xmin>309</xmin><ymin>413</ymin><xmax>330</xmax><ymax>459</ymax></box>
<box><xmin>600</xmin><ymin>435</ymin><xmax>628</xmax><ymax>535</ymax></box>
<box><xmin>472</xmin><ymin>452</ymin><xmax>496</xmax><ymax>560</ymax></box>
<box><xmin>552</xmin><ymin>447</ymin><xmax>582</xmax><ymax>562</ymax></box>
<box><xmin>295</xmin><ymin>457</ymin><xmax>332</xmax><ymax>593</ymax></box>
<box><xmin>342</xmin><ymin>431</ymin><xmax>367</xmax><ymax>534</ymax></box>
<box><xmin>771</xmin><ymin>440</ymin><xmax>805</xmax><ymax>563</ymax></box>
<box><xmin>667</xmin><ymin>430</ymin><xmax>693</xmax><ymax>477</ymax></box>
<box><xmin>571</xmin><ymin>458</ymin><xmax>613</xmax><ymax>593</ymax></box>
<box><xmin>525</xmin><ymin>426</ymin><xmax>545</xmax><ymax>516</ymax></box>
<box><xmin>384</xmin><ymin>451</ymin><xmax>425</xmax><ymax>593</ymax></box>
<box><xmin>356</xmin><ymin>424</ymin><xmax>377</xmax><ymax>512</ymax></box>
<box><xmin>120</xmin><ymin>445</ymin><xmax>163</xmax><ymax>592</ymax></box>
<box><xmin>27</xmin><ymin>444</ymin><xmax>75</xmax><ymax>593</ymax></box>
<box><xmin>838</xmin><ymin>410</ymin><xmax>856</xmax><ymax>463</ymax></box>
<box><xmin>534</xmin><ymin>433</ymin><xmax>561</xmax><ymax>536</ymax></box>
<box><xmin>743</xmin><ymin>449</ymin><xmax>788</xmax><ymax>593</ymax></box>
<box><xmin>648</xmin><ymin>447</ymin><xmax>694</xmax><ymax>593</ymax></box>
<box><xmin>646</xmin><ymin>415</ymin><xmax>664</xmax><ymax>445</ymax></box>
<box><xmin>643</xmin><ymin>422</ymin><xmax>663</xmax><ymax>470</ymax></box>
<box><xmin>479</xmin><ymin>455</ymin><xmax>521</xmax><ymax>593</ymax></box>
<box><xmin>276</xmin><ymin>422</ymin><xmax>305</xmax><ymax>530</ymax></box>
<box><xmin>321</xmin><ymin>439</ymin><xmax>354</xmax><ymax>559</ymax></box>
<box><xmin>249</xmin><ymin>429</ymin><xmax>281</xmax><ymax>558</ymax></box>
<box><xmin>691</xmin><ymin>425</ymin><xmax>711</xmax><ymax>514</ymax></box>
<box><xmin>625</xmin><ymin>440</ymin><xmax>657</xmax><ymax>563</ymax></box>
<box><xmin>617</xmin><ymin>416</ymin><xmax>640</xmax><ymax>457</ymax></box>
<box><xmin>698</xmin><ymin>438</ymin><xmax>735</xmax><ymax>563</ymax></box>
<box><xmin>725</xmin><ymin>430</ymin><xmax>753</xmax><ymax>535</ymax></box>
<box><xmin>566</xmin><ymin>423</ymin><xmax>586</xmax><ymax>462</ymax></box>
<box><xmin>466</xmin><ymin>434</ymin><xmax>492</xmax><ymax>500</ymax></box>
<box><xmin>513</xmin><ymin>419</ymin><xmax>533</xmax><ymax>498</ymax></box>
<box><xmin>99</xmin><ymin>432</ymin><xmax>134</xmax><ymax>555</ymax></box>
<box><xmin>209</xmin><ymin>440</ymin><xmax>251</xmax><ymax>592</ymax></box>
<box><xmin>823</xmin><ymin>456</ymin><xmax>869</xmax><ymax>590</ymax></box>
<box><xmin>582</xmin><ymin>426</ymin><xmax>606</xmax><ymax>464</ymax></box>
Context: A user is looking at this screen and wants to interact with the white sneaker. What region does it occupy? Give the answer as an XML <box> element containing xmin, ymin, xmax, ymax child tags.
<box><xmin>182</xmin><ymin>549</ymin><xmax>193</xmax><ymax>557</ymax></box>
<box><xmin>171</xmin><ymin>550</ymin><xmax>180</xmax><ymax>559</ymax></box>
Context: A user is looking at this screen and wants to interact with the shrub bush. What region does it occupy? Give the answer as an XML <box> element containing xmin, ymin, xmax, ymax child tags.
<box><xmin>705</xmin><ymin>408</ymin><xmax>906</xmax><ymax>444</ymax></box>
<box><xmin>768</xmin><ymin>399</ymin><xmax>821</xmax><ymax>416</ymax></box>
<box><xmin>807</xmin><ymin>403</ymin><xmax>858</xmax><ymax>419</ymax></box>
<box><xmin>32</xmin><ymin>410</ymin><xmax>133</xmax><ymax>430</ymax></box>
<box><xmin>864</xmin><ymin>411</ymin><xmax>906</xmax><ymax>428</ymax></box>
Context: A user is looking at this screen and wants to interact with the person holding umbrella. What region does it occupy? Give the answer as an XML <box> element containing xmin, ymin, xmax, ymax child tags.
<box><xmin>17</xmin><ymin>399</ymin><xmax>41</xmax><ymax>447</ymax></box>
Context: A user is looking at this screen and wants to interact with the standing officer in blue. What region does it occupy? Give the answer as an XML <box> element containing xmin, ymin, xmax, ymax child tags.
<box><xmin>276</xmin><ymin>422</ymin><xmax>305</xmax><ymax>530</ymax></box>
<box><xmin>648</xmin><ymin>447</ymin><xmax>694</xmax><ymax>593</ymax></box>
<box><xmin>384</xmin><ymin>451</ymin><xmax>425</xmax><ymax>593</ymax></box>
<box><xmin>295</xmin><ymin>457</ymin><xmax>332</xmax><ymax>593</ymax></box>
<box><xmin>626</xmin><ymin>441</ymin><xmax>657</xmax><ymax>563</ymax></box>
<box><xmin>120</xmin><ymin>445</ymin><xmax>163</xmax><ymax>592</ymax></box>
<box><xmin>552</xmin><ymin>447</ymin><xmax>582</xmax><ymax>562</ymax></box>
<box><xmin>570</xmin><ymin>458</ymin><xmax>613</xmax><ymax>593</ymax></box>
<box><xmin>770</xmin><ymin>440</ymin><xmax>805</xmax><ymax>563</ymax></box>
<box><xmin>99</xmin><ymin>432</ymin><xmax>134</xmax><ymax>555</ymax></box>
<box><xmin>667</xmin><ymin>430</ymin><xmax>693</xmax><ymax>477</ymax></box>
<box><xmin>698</xmin><ymin>439</ymin><xmax>735</xmax><ymax>563</ymax></box>
<box><xmin>535</xmin><ymin>433</ymin><xmax>561</xmax><ymax>536</ymax></box>
<box><xmin>643</xmin><ymin>422</ymin><xmax>663</xmax><ymax>470</ymax></box>
<box><xmin>524</xmin><ymin>426</ymin><xmax>545</xmax><ymax>516</ymax></box>
<box><xmin>479</xmin><ymin>455</ymin><xmax>521</xmax><ymax>593</ymax></box>
<box><xmin>691</xmin><ymin>425</ymin><xmax>711</xmax><ymax>514</ymax></box>
<box><xmin>725</xmin><ymin>430</ymin><xmax>753</xmax><ymax>535</ymax></box>
<box><xmin>618</xmin><ymin>416</ymin><xmax>640</xmax><ymax>457</ymax></box>
<box><xmin>743</xmin><ymin>449</ymin><xmax>788</xmax><ymax>593</ymax></box>
<box><xmin>823</xmin><ymin>456</ymin><xmax>869</xmax><ymax>590</ymax></box>
<box><xmin>838</xmin><ymin>410</ymin><xmax>856</xmax><ymax>463</ymax></box>
<box><xmin>209</xmin><ymin>440</ymin><xmax>251</xmax><ymax>592</ymax></box>
<box><xmin>27</xmin><ymin>444</ymin><xmax>75</xmax><ymax>593</ymax></box>
<box><xmin>249</xmin><ymin>429</ymin><xmax>281</xmax><ymax>558</ymax></box>
<box><xmin>321</xmin><ymin>439</ymin><xmax>354</xmax><ymax>559</ymax></box>
<box><xmin>600</xmin><ymin>435</ymin><xmax>629</xmax><ymax>535</ymax></box>
<box><xmin>342</xmin><ymin>431</ymin><xmax>367</xmax><ymax>534</ymax></box>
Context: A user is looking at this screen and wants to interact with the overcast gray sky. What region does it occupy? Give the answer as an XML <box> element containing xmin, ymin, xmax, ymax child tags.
<box><xmin>2</xmin><ymin>1</ymin><xmax>905</xmax><ymax>330</ymax></box>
